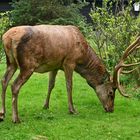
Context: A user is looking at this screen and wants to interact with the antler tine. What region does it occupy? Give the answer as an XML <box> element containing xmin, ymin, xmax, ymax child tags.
<box><xmin>121</xmin><ymin>67</ymin><xmax>138</xmax><ymax>74</ymax></box>
<box><xmin>122</xmin><ymin>36</ymin><xmax>140</xmax><ymax>59</ymax></box>
<box><xmin>117</xmin><ymin>84</ymin><xmax>131</xmax><ymax>98</ymax></box>
<box><xmin>122</xmin><ymin>62</ymin><xmax>140</xmax><ymax>67</ymax></box>
<box><xmin>113</xmin><ymin>66</ymin><xmax>131</xmax><ymax>97</ymax></box>
<box><xmin>113</xmin><ymin>36</ymin><xmax>140</xmax><ymax>97</ymax></box>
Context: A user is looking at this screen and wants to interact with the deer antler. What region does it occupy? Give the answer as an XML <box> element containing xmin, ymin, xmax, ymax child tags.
<box><xmin>121</xmin><ymin>67</ymin><xmax>138</xmax><ymax>74</ymax></box>
<box><xmin>113</xmin><ymin>36</ymin><xmax>140</xmax><ymax>97</ymax></box>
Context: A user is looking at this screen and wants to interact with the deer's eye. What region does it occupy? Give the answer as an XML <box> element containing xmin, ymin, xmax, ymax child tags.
<box><xmin>108</xmin><ymin>91</ymin><xmax>113</xmax><ymax>97</ymax></box>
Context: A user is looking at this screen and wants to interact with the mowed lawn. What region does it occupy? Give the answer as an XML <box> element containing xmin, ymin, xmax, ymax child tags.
<box><xmin>0</xmin><ymin>62</ymin><xmax>140</xmax><ymax>140</ymax></box>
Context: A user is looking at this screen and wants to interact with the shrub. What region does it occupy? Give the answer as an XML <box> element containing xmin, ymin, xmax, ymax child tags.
<box><xmin>90</xmin><ymin>0</ymin><xmax>140</xmax><ymax>70</ymax></box>
<box><xmin>0</xmin><ymin>11</ymin><xmax>12</xmax><ymax>62</ymax></box>
<box><xmin>0</xmin><ymin>11</ymin><xmax>12</xmax><ymax>38</ymax></box>
<box><xmin>10</xmin><ymin>0</ymin><xmax>92</xmax><ymax>39</ymax></box>
<box><xmin>89</xmin><ymin>0</ymin><xmax>140</xmax><ymax>88</ymax></box>
<box><xmin>11</xmin><ymin>0</ymin><xmax>85</xmax><ymax>26</ymax></box>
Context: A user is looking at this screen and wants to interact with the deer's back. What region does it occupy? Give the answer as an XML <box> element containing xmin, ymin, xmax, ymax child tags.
<box><xmin>2</xmin><ymin>25</ymin><xmax>88</xmax><ymax>73</ymax></box>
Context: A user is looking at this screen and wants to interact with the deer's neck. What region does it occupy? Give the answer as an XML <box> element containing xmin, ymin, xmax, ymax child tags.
<box><xmin>75</xmin><ymin>47</ymin><xmax>110</xmax><ymax>88</ymax></box>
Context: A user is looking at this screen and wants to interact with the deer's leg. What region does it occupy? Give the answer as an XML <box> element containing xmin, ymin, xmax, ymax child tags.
<box><xmin>0</xmin><ymin>65</ymin><xmax>17</xmax><ymax>121</ymax></box>
<box><xmin>63</xmin><ymin>62</ymin><xmax>76</xmax><ymax>114</ymax></box>
<box><xmin>43</xmin><ymin>70</ymin><xmax>58</xmax><ymax>109</ymax></box>
<box><xmin>11</xmin><ymin>70</ymin><xmax>33</xmax><ymax>123</ymax></box>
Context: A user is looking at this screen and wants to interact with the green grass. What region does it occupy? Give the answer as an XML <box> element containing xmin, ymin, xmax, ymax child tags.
<box><xmin>0</xmin><ymin>62</ymin><xmax>140</xmax><ymax>140</ymax></box>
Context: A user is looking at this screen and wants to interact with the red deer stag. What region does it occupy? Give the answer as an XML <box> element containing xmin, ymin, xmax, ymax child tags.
<box><xmin>0</xmin><ymin>25</ymin><xmax>139</xmax><ymax>123</ymax></box>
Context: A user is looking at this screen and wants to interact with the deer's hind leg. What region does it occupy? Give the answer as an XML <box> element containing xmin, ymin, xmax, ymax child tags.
<box><xmin>0</xmin><ymin>64</ymin><xmax>17</xmax><ymax>121</ymax></box>
<box><xmin>11</xmin><ymin>69</ymin><xmax>33</xmax><ymax>123</ymax></box>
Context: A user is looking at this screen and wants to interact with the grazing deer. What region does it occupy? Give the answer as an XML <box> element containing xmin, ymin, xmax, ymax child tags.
<box><xmin>0</xmin><ymin>25</ymin><xmax>139</xmax><ymax>123</ymax></box>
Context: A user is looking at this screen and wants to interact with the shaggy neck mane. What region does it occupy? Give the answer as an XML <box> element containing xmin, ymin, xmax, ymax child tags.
<box><xmin>75</xmin><ymin>46</ymin><xmax>110</xmax><ymax>88</ymax></box>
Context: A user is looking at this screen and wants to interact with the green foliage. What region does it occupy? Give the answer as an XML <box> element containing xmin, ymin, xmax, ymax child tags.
<box><xmin>59</xmin><ymin>0</ymin><xmax>74</xmax><ymax>5</ymax></box>
<box><xmin>0</xmin><ymin>11</ymin><xmax>12</xmax><ymax>62</ymax></box>
<box><xmin>0</xmin><ymin>12</ymin><xmax>12</xmax><ymax>36</ymax></box>
<box><xmin>90</xmin><ymin>0</ymin><xmax>140</xmax><ymax>71</ymax></box>
<box><xmin>11</xmin><ymin>0</ymin><xmax>85</xmax><ymax>26</ymax></box>
<box><xmin>89</xmin><ymin>0</ymin><xmax>140</xmax><ymax>88</ymax></box>
<box><xmin>10</xmin><ymin>0</ymin><xmax>91</xmax><ymax>40</ymax></box>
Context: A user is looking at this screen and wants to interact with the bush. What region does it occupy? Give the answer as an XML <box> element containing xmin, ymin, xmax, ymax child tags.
<box><xmin>0</xmin><ymin>11</ymin><xmax>12</xmax><ymax>38</ymax></box>
<box><xmin>10</xmin><ymin>0</ymin><xmax>93</xmax><ymax>39</ymax></box>
<box><xmin>0</xmin><ymin>11</ymin><xmax>12</xmax><ymax>62</ymax></box>
<box><xmin>90</xmin><ymin>0</ymin><xmax>140</xmax><ymax>70</ymax></box>
<box><xmin>89</xmin><ymin>0</ymin><xmax>140</xmax><ymax>88</ymax></box>
<box><xmin>11</xmin><ymin>0</ymin><xmax>85</xmax><ymax>26</ymax></box>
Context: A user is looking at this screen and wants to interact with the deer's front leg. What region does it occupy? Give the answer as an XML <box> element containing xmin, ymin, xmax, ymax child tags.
<box><xmin>63</xmin><ymin>62</ymin><xmax>76</xmax><ymax>114</ymax></box>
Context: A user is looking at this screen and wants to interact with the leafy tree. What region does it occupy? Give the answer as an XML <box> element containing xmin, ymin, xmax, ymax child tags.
<box><xmin>0</xmin><ymin>11</ymin><xmax>12</xmax><ymax>62</ymax></box>
<box><xmin>90</xmin><ymin>0</ymin><xmax>140</xmax><ymax>86</ymax></box>
<box><xmin>11</xmin><ymin>0</ymin><xmax>84</xmax><ymax>26</ymax></box>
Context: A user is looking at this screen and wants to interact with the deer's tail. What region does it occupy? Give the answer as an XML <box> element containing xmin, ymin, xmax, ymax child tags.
<box><xmin>2</xmin><ymin>34</ymin><xmax>18</xmax><ymax>67</ymax></box>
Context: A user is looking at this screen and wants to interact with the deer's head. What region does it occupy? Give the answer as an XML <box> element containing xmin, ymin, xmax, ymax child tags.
<box><xmin>95</xmin><ymin>36</ymin><xmax>140</xmax><ymax>112</ymax></box>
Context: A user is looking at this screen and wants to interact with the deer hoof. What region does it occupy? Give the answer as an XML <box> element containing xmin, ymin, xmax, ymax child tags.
<box><xmin>0</xmin><ymin>112</ymin><xmax>5</xmax><ymax>122</ymax></box>
<box><xmin>69</xmin><ymin>109</ymin><xmax>78</xmax><ymax>115</ymax></box>
<box><xmin>12</xmin><ymin>118</ymin><xmax>21</xmax><ymax>123</ymax></box>
<box><xmin>43</xmin><ymin>104</ymin><xmax>49</xmax><ymax>110</ymax></box>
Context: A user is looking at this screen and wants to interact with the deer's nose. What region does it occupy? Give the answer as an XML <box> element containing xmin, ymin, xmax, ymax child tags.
<box><xmin>104</xmin><ymin>106</ymin><xmax>114</xmax><ymax>113</ymax></box>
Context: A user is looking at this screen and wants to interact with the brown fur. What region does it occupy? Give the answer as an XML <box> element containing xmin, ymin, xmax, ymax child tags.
<box><xmin>0</xmin><ymin>25</ymin><xmax>115</xmax><ymax>123</ymax></box>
